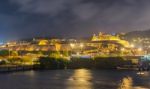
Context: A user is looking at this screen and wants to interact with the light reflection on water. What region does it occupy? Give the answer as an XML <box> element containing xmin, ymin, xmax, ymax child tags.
<box><xmin>118</xmin><ymin>71</ymin><xmax>150</xmax><ymax>89</ymax></box>
<box><xmin>66</xmin><ymin>69</ymin><xmax>93</xmax><ymax>89</ymax></box>
<box><xmin>118</xmin><ymin>76</ymin><xmax>133</xmax><ymax>89</ymax></box>
<box><xmin>0</xmin><ymin>69</ymin><xmax>149</xmax><ymax>89</ymax></box>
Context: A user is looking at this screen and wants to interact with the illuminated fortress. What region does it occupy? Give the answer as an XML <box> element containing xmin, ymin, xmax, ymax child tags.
<box><xmin>92</xmin><ymin>32</ymin><xmax>130</xmax><ymax>47</ymax></box>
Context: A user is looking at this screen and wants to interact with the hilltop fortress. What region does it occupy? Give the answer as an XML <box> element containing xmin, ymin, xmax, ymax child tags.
<box><xmin>92</xmin><ymin>32</ymin><xmax>130</xmax><ymax>47</ymax></box>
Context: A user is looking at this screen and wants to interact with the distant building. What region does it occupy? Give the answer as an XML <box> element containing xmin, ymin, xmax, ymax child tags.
<box><xmin>92</xmin><ymin>32</ymin><xmax>130</xmax><ymax>47</ymax></box>
<box><xmin>0</xmin><ymin>32</ymin><xmax>145</xmax><ymax>56</ymax></box>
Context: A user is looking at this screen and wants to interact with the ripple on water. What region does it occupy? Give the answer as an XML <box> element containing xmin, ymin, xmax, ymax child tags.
<box><xmin>0</xmin><ymin>70</ymin><xmax>149</xmax><ymax>89</ymax></box>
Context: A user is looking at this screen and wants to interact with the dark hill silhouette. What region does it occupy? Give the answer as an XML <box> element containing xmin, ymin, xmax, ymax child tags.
<box><xmin>124</xmin><ymin>29</ymin><xmax>150</xmax><ymax>40</ymax></box>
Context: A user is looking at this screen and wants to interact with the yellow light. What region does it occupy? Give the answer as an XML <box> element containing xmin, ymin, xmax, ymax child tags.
<box><xmin>138</xmin><ymin>48</ymin><xmax>142</xmax><ymax>51</ymax></box>
<box><xmin>119</xmin><ymin>77</ymin><xmax>133</xmax><ymax>89</ymax></box>
<box><xmin>77</xmin><ymin>52</ymin><xmax>80</xmax><ymax>56</ymax></box>
<box><xmin>80</xmin><ymin>43</ymin><xmax>84</xmax><ymax>48</ymax></box>
<box><xmin>66</xmin><ymin>69</ymin><xmax>93</xmax><ymax>89</ymax></box>
<box><xmin>38</xmin><ymin>40</ymin><xmax>48</xmax><ymax>45</ymax></box>
<box><xmin>70</xmin><ymin>43</ymin><xmax>75</xmax><ymax>48</ymax></box>
<box><xmin>121</xmin><ymin>48</ymin><xmax>125</xmax><ymax>51</ymax></box>
<box><xmin>130</xmin><ymin>44</ymin><xmax>134</xmax><ymax>48</ymax></box>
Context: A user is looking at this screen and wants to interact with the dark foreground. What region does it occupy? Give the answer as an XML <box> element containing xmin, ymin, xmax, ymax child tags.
<box><xmin>0</xmin><ymin>69</ymin><xmax>149</xmax><ymax>89</ymax></box>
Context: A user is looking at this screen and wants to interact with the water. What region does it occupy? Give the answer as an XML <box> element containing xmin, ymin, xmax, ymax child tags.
<box><xmin>0</xmin><ymin>69</ymin><xmax>149</xmax><ymax>89</ymax></box>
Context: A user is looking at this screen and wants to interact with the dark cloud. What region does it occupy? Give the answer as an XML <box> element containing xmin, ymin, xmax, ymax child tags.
<box><xmin>0</xmin><ymin>0</ymin><xmax>150</xmax><ymax>41</ymax></box>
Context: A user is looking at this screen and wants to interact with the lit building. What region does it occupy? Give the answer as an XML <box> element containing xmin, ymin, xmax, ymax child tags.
<box><xmin>0</xmin><ymin>33</ymin><xmax>145</xmax><ymax>57</ymax></box>
<box><xmin>92</xmin><ymin>32</ymin><xmax>130</xmax><ymax>47</ymax></box>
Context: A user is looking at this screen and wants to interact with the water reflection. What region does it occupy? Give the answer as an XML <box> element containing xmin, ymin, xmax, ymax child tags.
<box><xmin>118</xmin><ymin>76</ymin><xmax>133</xmax><ymax>89</ymax></box>
<box><xmin>0</xmin><ymin>70</ymin><xmax>149</xmax><ymax>89</ymax></box>
<box><xmin>66</xmin><ymin>69</ymin><xmax>93</xmax><ymax>89</ymax></box>
<box><xmin>137</xmin><ymin>71</ymin><xmax>150</xmax><ymax>77</ymax></box>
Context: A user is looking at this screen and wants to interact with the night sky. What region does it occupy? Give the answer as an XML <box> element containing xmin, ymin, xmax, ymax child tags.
<box><xmin>0</xmin><ymin>0</ymin><xmax>150</xmax><ymax>41</ymax></box>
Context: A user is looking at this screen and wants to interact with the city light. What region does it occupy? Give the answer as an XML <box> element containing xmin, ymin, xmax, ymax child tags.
<box><xmin>138</xmin><ymin>48</ymin><xmax>143</xmax><ymax>51</ymax></box>
<box><xmin>76</xmin><ymin>52</ymin><xmax>80</xmax><ymax>56</ymax></box>
<box><xmin>70</xmin><ymin>43</ymin><xmax>75</xmax><ymax>48</ymax></box>
<box><xmin>1</xmin><ymin>1</ymin><xmax>150</xmax><ymax>89</ymax></box>
<box><xmin>80</xmin><ymin>43</ymin><xmax>84</xmax><ymax>48</ymax></box>
<box><xmin>130</xmin><ymin>44</ymin><xmax>135</xmax><ymax>48</ymax></box>
<box><xmin>121</xmin><ymin>48</ymin><xmax>125</xmax><ymax>51</ymax></box>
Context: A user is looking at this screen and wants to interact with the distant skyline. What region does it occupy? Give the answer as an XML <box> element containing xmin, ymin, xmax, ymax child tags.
<box><xmin>1</xmin><ymin>0</ymin><xmax>150</xmax><ymax>41</ymax></box>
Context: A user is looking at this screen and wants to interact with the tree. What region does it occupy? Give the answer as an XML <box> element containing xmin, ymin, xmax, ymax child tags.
<box><xmin>11</xmin><ymin>51</ymin><xmax>18</xmax><ymax>56</ymax></box>
<box><xmin>49</xmin><ymin>51</ymin><xmax>61</xmax><ymax>58</ymax></box>
<box><xmin>0</xmin><ymin>50</ymin><xmax>9</xmax><ymax>57</ymax></box>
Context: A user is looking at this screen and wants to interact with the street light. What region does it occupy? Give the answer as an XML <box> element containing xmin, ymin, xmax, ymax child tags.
<box><xmin>70</xmin><ymin>43</ymin><xmax>75</xmax><ymax>48</ymax></box>
<box><xmin>130</xmin><ymin>44</ymin><xmax>135</xmax><ymax>48</ymax></box>
<box><xmin>138</xmin><ymin>48</ymin><xmax>142</xmax><ymax>51</ymax></box>
<box><xmin>121</xmin><ymin>48</ymin><xmax>125</xmax><ymax>51</ymax></box>
<box><xmin>80</xmin><ymin>43</ymin><xmax>84</xmax><ymax>48</ymax></box>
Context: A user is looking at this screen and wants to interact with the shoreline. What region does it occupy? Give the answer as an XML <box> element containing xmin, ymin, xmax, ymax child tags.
<box><xmin>0</xmin><ymin>65</ymin><xmax>141</xmax><ymax>73</ymax></box>
<box><xmin>0</xmin><ymin>65</ymin><xmax>33</xmax><ymax>73</ymax></box>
